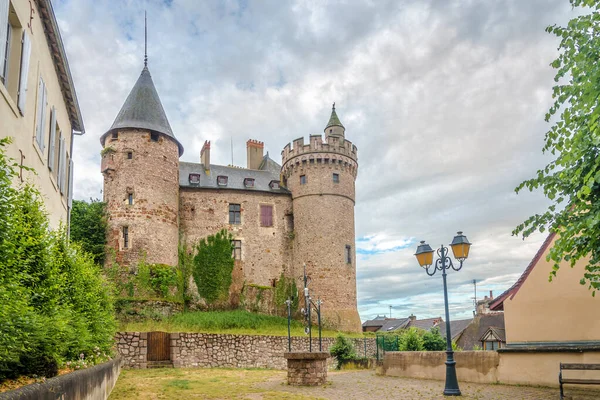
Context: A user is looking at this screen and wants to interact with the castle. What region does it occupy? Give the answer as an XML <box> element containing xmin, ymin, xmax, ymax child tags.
<box><xmin>100</xmin><ymin>62</ymin><xmax>361</xmax><ymax>332</ymax></box>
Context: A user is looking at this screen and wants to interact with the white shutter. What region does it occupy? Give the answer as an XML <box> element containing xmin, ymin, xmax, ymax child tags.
<box><xmin>35</xmin><ymin>77</ymin><xmax>47</xmax><ymax>152</ymax></box>
<box><xmin>68</xmin><ymin>159</ymin><xmax>73</xmax><ymax>207</ymax></box>
<box><xmin>17</xmin><ymin>31</ymin><xmax>31</xmax><ymax>114</ymax></box>
<box><xmin>0</xmin><ymin>0</ymin><xmax>9</xmax><ymax>83</ymax></box>
<box><xmin>59</xmin><ymin>137</ymin><xmax>66</xmax><ymax>194</ymax></box>
<box><xmin>48</xmin><ymin>107</ymin><xmax>56</xmax><ymax>170</ymax></box>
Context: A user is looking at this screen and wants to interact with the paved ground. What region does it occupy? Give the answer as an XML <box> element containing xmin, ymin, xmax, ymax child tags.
<box><xmin>258</xmin><ymin>370</ymin><xmax>599</xmax><ymax>400</ymax></box>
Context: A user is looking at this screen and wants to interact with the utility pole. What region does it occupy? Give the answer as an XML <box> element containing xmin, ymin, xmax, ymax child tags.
<box><xmin>389</xmin><ymin>305</ymin><xmax>392</xmax><ymax>319</ymax></box>
<box><xmin>473</xmin><ymin>279</ymin><xmax>477</xmax><ymax>316</ymax></box>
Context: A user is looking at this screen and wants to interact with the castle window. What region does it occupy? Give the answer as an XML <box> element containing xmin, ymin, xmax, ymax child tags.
<box><xmin>150</xmin><ymin>132</ymin><xmax>159</xmax><ymax>142</ymax></box>
<box><xmin>189</xmin><ymin>173</ymin><xmax>201</xmax><ymax>185</ymax></box>
<box><xmin>123</xmin><ymin>226</ymin><xmax>129</xmax><ymax>249</ymax></box>
<box><xmin>229</xmin><ymin>203</ymin><xmax>241</xmax><ymax>224</ymax></box>
<box><xmin>111</xmin><ymin>132</ymin><xmax>118</xmax><ymax>140</ymax></box>
<box><xmin>300</xmin><ymin>175</ymin><xmax>306</xmax><ymax>185</ymax></box>
<box><xmin>329</xmin><ymin>129</ymin><xmax>332</xmax><ymax>133</ymax></box>
<box><xmin>127</xmin><ymin>151</ymin><xmax>133</xmax><ymax>159</ymax></box>
<box><xmin>128</xmin><ymin>193</ymin><xmax>133</xmax><ymax>205</ymax></box>
<box><xmin>309</xmin><ymin>159</ymin><xmax>314</xmax><ymax>164</ymax></box>
<box><xmin>317</xmin><ymin>158</ymin><xmax>322</xmax><ymax>164</ymax></box>
<box><xmin>269</xmin><ymin>180</ymin><xmax>280</xmax><ymax>190</ymax></box>
<box><xmin>333</xmin><ymin>173</ymin><xmax>339</xmax><ymax>183</ymax></box>
<box><xmin>232</xmin><ymin>240</ymin><xmax>242</xmax><ymax>260</ymax></box>
<box><xmin>260</xmin><ymin>205</ymin><xmax>273</xmax><ymax>227</ymax></box>
<box><xmin>217</xmin><ymin>175</ymin><xmax>228</xmax><ymax>186</ymax></box>
<box><xmin>244</xmin><ymin>178</ymin><xmax>255</xmax><ymax>188</ymax></box>
<box><xmin>345</xmin><ymin>245</ymin><xmax>352</xmax><ymax>264</ymax></box>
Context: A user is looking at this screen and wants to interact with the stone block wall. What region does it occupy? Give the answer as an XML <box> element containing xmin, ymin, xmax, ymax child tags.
<box><xmin>116</xmin><ymin>332</ymin><xmax>148</xmax><ymax>368</ymax></box>
<box><xmin>284</xmin><ymin>352</ymin><xmax>329</xmax><ymax>386</ymax></box>
<box><xmin>116</xmin><ymin>332</ymin><xmax>376</xmax><ymax>370</ymax></box>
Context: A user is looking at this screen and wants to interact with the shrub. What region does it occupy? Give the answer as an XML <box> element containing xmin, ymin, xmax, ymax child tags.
<box><xmin>192</xmin><ymin>229</ymin><xmax>234</xmax><ymax>304</ymax></box>
<box><xmin>69</xmin><ymin>199</ymin><xmax>107</xmax><ymax>265</ymax></box>
<box><xmin>330</xmin><ymin>334</ymin><xmax>357</xmax><ymax>369</ymax></box>
<box><xmin>422</xmin><ymin>327</ymin><xmax>446</xmax><ymax>351</ymax></box>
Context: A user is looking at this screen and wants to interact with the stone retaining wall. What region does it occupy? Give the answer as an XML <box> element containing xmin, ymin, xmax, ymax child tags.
<box><xmin>116</xmin><ymin>332</ymin><xmax>376</xmax><ymax>369</ymax></box>
<box><xmin>0</xmin><ymin>357</ymin><xmax>121</xmax><ymax>400</ymax></box>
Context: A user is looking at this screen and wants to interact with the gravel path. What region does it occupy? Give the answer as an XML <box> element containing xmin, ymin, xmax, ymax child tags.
<box><xmin>257</xmin><ymin>370</ymin><xmax>600</xmax><ymax>400</ymax></box>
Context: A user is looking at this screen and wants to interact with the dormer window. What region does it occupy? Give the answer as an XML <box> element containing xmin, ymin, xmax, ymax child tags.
<box><xmin>217</xmin><ymin>175</ymin><xmax>228</xmax><ymax>186</ymax></box>
<box><xmin>150</xmin><ymin>132</ymin><xmax>159</xmax><ymax>142</ymax></box>
<box><xmin>189</xmin><ymin>173</ymin><xmax>201</xmax><ymax>185</ymax></box>
<box><xmin>244</xmin><ymin>178</ymin><xmax>255</xmax><ymax>188</ymax></box>
<box><xmin>269</xmin><ymin>180</ymin><xmax>280</xmax><ymax>190</ymax></box>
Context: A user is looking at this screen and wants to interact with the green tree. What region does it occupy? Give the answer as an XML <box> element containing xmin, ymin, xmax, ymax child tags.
<box><xmin>422</xmin><ymin>327</ymin><xmax>446</xmax><ymax>351</ymax></box>
<box><xmin>70</xmin><ymin>199</ymin><xmax>107</xmax><ymax>265</ymax></box>
<box><xmin>514</xmin><ymin>0</ymin><xmax>600</xmax><ymax>294</ymax></box>
<box><xmin>329</xmin><ymin>334</ymin><xmax>357</xmax><ymax>369</ymax></box>
<box><xmin>399</xmin><ymin>327</ymin><xmax>424</xmax><ymax>351</ymax></box>
<box><xmin>192</xmin><ymin>229</ymin><xmax>235</xmax><ymax>304</ymax></box>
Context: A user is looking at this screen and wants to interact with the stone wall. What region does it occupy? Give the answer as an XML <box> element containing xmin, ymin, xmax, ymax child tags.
<box><xmin>0</xmin><ymin>357</ymin><xmax>121</xmax><ymax>400</ymax></box>
<box><xmin>116</xmin><ymin>332</ymin><xmax>376</xmax><ymax>370</ymax></box>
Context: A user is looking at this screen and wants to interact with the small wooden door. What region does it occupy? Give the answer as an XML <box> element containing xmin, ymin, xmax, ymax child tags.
<box><xmin>147</xmin><ymin>331</ymin><xmax>170</xmax><ymax>361</ymax></box>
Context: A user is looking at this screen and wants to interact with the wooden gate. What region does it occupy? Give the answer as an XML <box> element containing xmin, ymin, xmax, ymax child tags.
<box><xmin>147</xmin><ymin>331</ymin><xmax>170</xmax><ymax>361</ymax></box>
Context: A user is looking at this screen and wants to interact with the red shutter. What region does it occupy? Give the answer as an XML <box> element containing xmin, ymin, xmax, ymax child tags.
<box><xmin>261</xmin><ymin>205</ymin><xmax>273</xmax><ymax>227</ymax></box>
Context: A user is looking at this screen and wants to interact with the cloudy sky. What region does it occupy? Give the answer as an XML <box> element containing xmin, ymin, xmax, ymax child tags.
<box><xmin>54</xmin><ymin>0</ymin><xmax>577</xmax><ymax>322</ymax></box>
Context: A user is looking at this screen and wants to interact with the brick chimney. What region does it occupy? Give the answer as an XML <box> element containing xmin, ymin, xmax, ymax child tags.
<box><xmin>247</xmin><ymin>139</ymin><xmax>264</xmax><ymax>170</ymax></box>
<box><xmin>489</xmin><ymin>290</ymin><xmax>493</xmax><ymax>299</ymax></box>
<box><xmin>201</xmin><ymin>141</ymin><xmax>210</xmax><ymax>171</ymax></box>
<box><xmin>409</xmin><ymin>314</ymin><xmax>416</xmax><ymax>321</ymax></box>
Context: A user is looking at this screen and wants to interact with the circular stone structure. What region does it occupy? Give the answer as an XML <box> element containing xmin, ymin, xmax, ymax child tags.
<box><xmin>283</xmin><ymin>351</ymin><xmax>329</xmax><ymax>386</ymax></box>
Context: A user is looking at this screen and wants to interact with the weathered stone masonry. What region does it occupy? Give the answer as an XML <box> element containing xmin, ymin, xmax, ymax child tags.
<box><xmin>115</xmin><ymin>332</ymin><xmax>377</xmax><ymax>370</ymax></box>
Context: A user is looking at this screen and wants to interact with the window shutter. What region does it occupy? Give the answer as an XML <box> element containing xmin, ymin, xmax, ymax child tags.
<box><xmin>48</xmin><ymin>107</ymin><xmax>56</xmax><ymax>170</ymax></box>
<box><xmin>56</xmin><ymin>135</ymin><xmax>63</xmax><ymax>192</ymax></box>
<box><xmin>35</xmin><ymin>77</ymin><xmax>47</xmax><ymax>152</ymax></box>
<box><xmin>67</xmin><ymin>159</ymin><xmax>73</xmax><ymax>207</ymax></box>
<box><xmin>58</xmin><ymin>137</ymin><xmax>66</xmax><ymax>193</ymax></box>
<box><xmin>0</xmin><ymin>0</ymin><xmax>8</xmax><ymax>83</ymax></box>
<box><xmin>17</xmin><ymin>31</ymin><xmax>31</xmax><ymax>114</ymax></box>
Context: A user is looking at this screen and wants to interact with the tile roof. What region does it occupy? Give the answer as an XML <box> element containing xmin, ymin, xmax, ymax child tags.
<box><xmin>325</xmin><ymin>104</ymin><xmax>344</xmax><ymax>129</ymax></box>
<box><xmin>378</xmin><ymin>318</ymin><xmax>410</xmax><ymax>332</ymax></box>
<box><xmin>407</xmin><ymin>317</ymin><xmax>443</xmax><ymax>331</ymax></box>
<box><xmin>479</xmin><ymin>326</ymin><xmax>506</xmax><ymax>343</ymax></box>
<box><xmin>456</xmin><ymin>313</ymin><xmax>505</xmax><ymax>350</ymax></box>
<box><xmin>489</xmin><ymin>233</ymin><xmax>556</xmax><ymax>311</ymax></box>
<box><xmin>179</xmin><ymin>161</ymin><xmax>289</xmax><ymax>194</ymax></box>
<box><xmin>362</xmin><ymin>316</ymin><xmax>388</xmax><ymax>328</ymax></box>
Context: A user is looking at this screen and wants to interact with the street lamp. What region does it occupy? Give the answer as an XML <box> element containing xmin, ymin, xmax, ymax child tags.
<box><xmin>414</xmin><ymin>231</ymin><xmax>471</xmax><ymax>397</ymax></box>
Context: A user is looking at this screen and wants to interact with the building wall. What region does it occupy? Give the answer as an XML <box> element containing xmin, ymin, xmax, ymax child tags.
<box><xmin>102</xmin><ymin>129</ymin><xmax>179</xmax><ymax>267</ymax></box>
<box><xmin>179</xmin><ymin>188</ymin><xmax>293</xmax><ymax>287</ymax></box>
<box><xmin>503</xmin><ymin>235</ymin><xmax>600</xmax><ymax>345</ymax></box>
<box><xmin>1</xmin><ymin>0</ymin><xmax>74</xmax><ymax>229</ymax></box>
<box><xmin>282</xmin><ymin>135</ymin><xmax>361</xmax><ymax>332</ymax></box>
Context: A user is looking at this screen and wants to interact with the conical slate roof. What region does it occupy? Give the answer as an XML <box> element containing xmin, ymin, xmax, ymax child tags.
<box><xmin>101</xmin><ymin>66</ymin><xmax>184</xmax><ymax>155</ymax></box>
<box><xmin>325</xmin><ymin>104</ymin><xmax>344</xmax><ymax>129</ymax></box>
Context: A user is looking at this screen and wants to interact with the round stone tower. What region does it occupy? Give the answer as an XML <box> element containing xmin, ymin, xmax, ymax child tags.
<box><xmin>100</xmin><ymin>65</ymin><xmax>183</xmax><ymax>267</ymax></box>
<box><xmin>281</xmin><ymin>104</ymin><xmax>361</xmax><ymax>332</ymax></box>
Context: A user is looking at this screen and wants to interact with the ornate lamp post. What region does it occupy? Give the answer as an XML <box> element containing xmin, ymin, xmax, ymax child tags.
<box><xmin>414</xmin><ymin>231</ymin><xmax>471</xmax><ymax>397</ymax></box>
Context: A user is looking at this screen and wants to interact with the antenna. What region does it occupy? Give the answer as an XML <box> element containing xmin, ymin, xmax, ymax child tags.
<box><xmin>472</xmin><ymin>279</ymin><xmax>477</xmax><ymax>315</ymax></box>
<box><xmin>144</xmin><ymin>11</ymin><xmax>148</xmax><ymax>67</ymax></box>
<box><xmin>389</xmin><ymin>305</ymin><xmax>392</xmax><ymax>319</ymax></box>
<box><xmin>231</xmin><ymin>137</ymin><xmax>234</xmax><ymax>166</ymax></box>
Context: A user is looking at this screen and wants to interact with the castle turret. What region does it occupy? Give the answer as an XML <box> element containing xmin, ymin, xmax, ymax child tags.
<box><xmin>100</xmin><ymin>65</ymin><xmax>182</xmax><ymax>267</ymax></box>
<box><xmin>281</xmin><ymin>105</ymin><xmax>361</xmax><ymax>332</ymax></box>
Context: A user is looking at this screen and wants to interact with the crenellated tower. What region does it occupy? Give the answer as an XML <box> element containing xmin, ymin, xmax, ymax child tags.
<box><xmin>281</xmin><ymin>104</ymin><xmax>361</xmax><ymax>332</ymax></box>
<box><xmin>100</xmin><ymin>65</ymin><xmax>183</xmax><ymax>267</ymax></box>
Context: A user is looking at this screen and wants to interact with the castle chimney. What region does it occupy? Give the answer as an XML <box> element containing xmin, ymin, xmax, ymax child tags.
<box><xmin>201</xmin><ymin>141</ymin><xmax>210</xmax><ymax>171</ymax></box>
<box><xmin>490</xmin><ymin>290</ymin><xmax>493</xmax><ymax>299</ymax></box>
<box><xmin>246</xmin><ymin>139</ymin><xmax>264</xmax><ymax>170</ymax></box>
<box><xmin>409</xmin><ymin>314</ymin><xmax>416</xmax><ymax>321</ymax></box>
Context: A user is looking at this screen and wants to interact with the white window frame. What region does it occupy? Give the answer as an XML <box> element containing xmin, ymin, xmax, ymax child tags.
<box><xmin>0</xmin><ymin>0</ymin><xmax>10</xmax><ymax>85</ymax></box>
<box><xmin>17</xmin><ymin>30</ymin><xmax>31</xmax><ymax>114</ymax></box>
<box><xmin>35</xmin><ymin>77</ymin><xmax>48</xmax><ymax>153</ymax></box>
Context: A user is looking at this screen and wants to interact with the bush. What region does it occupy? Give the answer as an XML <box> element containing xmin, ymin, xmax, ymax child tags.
<box><xmin>69</xmin><ymin>199</ymin><xmax>107</xmax><ymax>265</ymax></box>
<box><xmin>422</xmin><ymin>327</ymin><xmax>446</xmax><ymax>351</ymax></box>
<box><xmin>330</xmin><ymin>334</ymin><xmax>357</xmax><ymax>369</ymax></box>
<box><xmin>192</xmin><ymin>229</ymin><xmax>235</xmax><ymax>304</ymax></box>
<box><xmin>0</xmin><ymin>139</ymin><xmax>116</xmax><ymax>382</ymax></box>
<box><xmin>399</xmin><ymin>327</ymin><xmax>424</xmax><ymax>351</ymax></box>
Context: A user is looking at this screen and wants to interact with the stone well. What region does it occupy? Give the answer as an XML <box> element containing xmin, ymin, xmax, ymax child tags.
<box><xmin>283</xmin><ymin>351</ymin><xmax>329</xmax><ymax>386</ymax></box>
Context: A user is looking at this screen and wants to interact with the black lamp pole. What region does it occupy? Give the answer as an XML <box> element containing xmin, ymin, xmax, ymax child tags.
<box><xmin>414</xmin><ymin>232</ymin><xmax>471</xmax><ymax>397</ymax></box>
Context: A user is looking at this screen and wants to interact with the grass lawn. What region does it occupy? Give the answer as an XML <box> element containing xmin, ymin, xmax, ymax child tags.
<box><xmin>109</xmin><ymin>368</ymin><xmax>320</xmax><ymax>400</ymax></box>
<box><xmin>118</xmin><ymin>310</ymin><xmax>365</xmax><ymax>338</ymax></box>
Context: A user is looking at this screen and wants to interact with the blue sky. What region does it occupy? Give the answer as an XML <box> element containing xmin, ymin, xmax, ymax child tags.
<box><xmin>53</xmin><ymin>0</ymin><xmax>578</xmax><ymax>322</ymax></box>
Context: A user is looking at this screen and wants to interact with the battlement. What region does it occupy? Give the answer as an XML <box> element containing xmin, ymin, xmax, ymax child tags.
<box><xmin>281</xmin><ymin>133</ymin><xmax>358</xmax><ymax>167</ymax></box>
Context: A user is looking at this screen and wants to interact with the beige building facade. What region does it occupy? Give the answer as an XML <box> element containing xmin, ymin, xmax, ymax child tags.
<box><xmin>101</xmin><ymin>60</ymin><xmax>361</xmax><ymax>332</ymax></box>
<box><xmin>0</xmin><ymin>0</ymin><xmax>84</xmax><ymax>228</ymax></box>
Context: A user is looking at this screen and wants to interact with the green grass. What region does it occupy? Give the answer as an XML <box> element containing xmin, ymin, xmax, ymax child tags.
<box><xmin>118</xmin><ymin>310</ymin><xmax>365</xmax><ymax>337</ymax></box>
<box><xmin>109</xmin><ymin>368</ymin><xmax>322</xmax><ymax>400</ymax></box>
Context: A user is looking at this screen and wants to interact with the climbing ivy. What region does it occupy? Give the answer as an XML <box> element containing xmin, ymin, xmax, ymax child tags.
<box><xmin>274</xmin><ymin>272</ymin><xmax>298</xmax><ymax>315</ymax></box>
<box><xmin>192</xmin><ymin>229</ymin><xmax>234</xmax><ymax>304</ymax></box>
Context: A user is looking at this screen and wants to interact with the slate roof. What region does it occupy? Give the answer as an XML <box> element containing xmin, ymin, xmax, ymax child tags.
<box><xmin>179</xmin><ymin>161</ymin><xmax>289</xmax><ymax>194</ymax></box>
<box><xmin>489</xmin><ymin>233</ymin><xmax>556</xmax><ymax>311</ymax></box>
<box><xmin>325</xmin><ymin>105</ymin><xmax>345</xmax><ymax>129</ymax></box>
<box><xmin>455</xmin><ymin>313</ymin><xmax>505</xmax><ymax>350</ymax></box>
<box><xmin>480</xmin><ymin>326</ymin><xmax>506</xmax><ymax>342</ymax></box>
<box><xmin>378</xmin><ymin>318</ymin><xmax>410</xmax><ymax>332</ymax></box>
<box><xmin>407</xmin><ymin>317</ymin><xmax>443</xmax><ymax>331</ymax></box>
<box><xmin>438</xmin><ymin>318</ymin><xmax>473</xmax><ymax>341</ymax></box>
<box><xmin>101</xmin><ymin>66</ymin><xmax>184</xmax><ymax>156</ymax></box>
<box><xmin>362</xmin><ymin>316</ymin><xmax>388</xmax><ymax>328</ymax></box>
